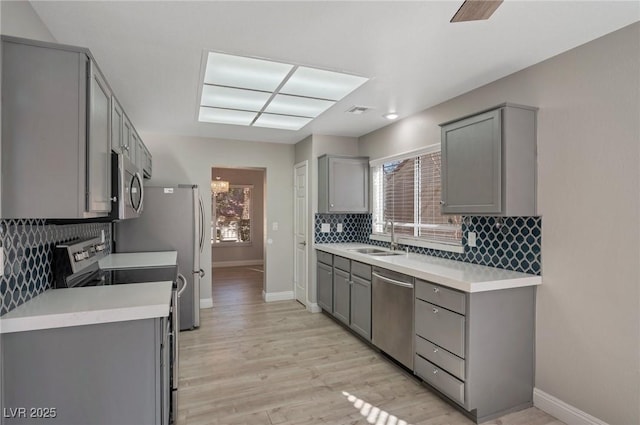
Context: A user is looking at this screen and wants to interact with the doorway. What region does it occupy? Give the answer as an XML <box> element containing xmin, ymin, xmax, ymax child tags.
<box><xmin>211</xmin><ymin>167</ymin><xmax>266</xmax><ymax>299</ymax></box>
<box><xmin>294</xmin><ymin>161</ymin><xmax>308</xmax><ymax>307</ymax></box>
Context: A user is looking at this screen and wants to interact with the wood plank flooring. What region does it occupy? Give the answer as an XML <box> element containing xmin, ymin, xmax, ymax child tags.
<box><xmin>178</xmin><ymin>267</ymin><xmax>563</xmax><ymax>425</ymax></box>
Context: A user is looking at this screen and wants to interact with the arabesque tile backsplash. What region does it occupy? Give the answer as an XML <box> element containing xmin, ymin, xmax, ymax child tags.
<box><xmin>0</xmin><ymin>219</ymin><xmax>111</xmax><ymax>316</ymax></box>
<box><xmin>315</xmin><ymin>213</ymin><xmax>541</xmax><ymax>275</ymax></box>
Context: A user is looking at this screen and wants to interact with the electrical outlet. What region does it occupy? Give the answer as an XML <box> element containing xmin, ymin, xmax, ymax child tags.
<box><xmin>337</xmin><ymin>223</ymin><xmax>343</xmax><ymax>233</ymax></box>
<box><xmin>321</xmin><ymin>223</ymin><xmax>331</xmax><ymax>233</ymax></box>
<box><xmin>468</xmin><ymin>231</ymin><xmax>477</xmax><ymax>247</ymax></box>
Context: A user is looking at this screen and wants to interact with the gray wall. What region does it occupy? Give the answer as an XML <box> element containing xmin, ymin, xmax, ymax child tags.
<box><xmin>142</xmin><ymin>132</ymin><xmax>295</xmax><ymax>300</ymax></box>
<box><xmin>211</xmin><ymin>167</ymin><xmax>265</xmax><ymax>266</ymax></box>
<box><xmin>294</xmin><ymin>135</ymin><xmax>359</xmax><ymax>308</ymax></box>
<box><xmin>359</xmin><ymin>23</ymin><xmax>640</xmax><ymax>425</ymax></box>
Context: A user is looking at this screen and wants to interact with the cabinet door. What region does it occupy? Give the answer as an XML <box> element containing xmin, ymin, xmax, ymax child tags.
<box><xmin>350</xmin><ymin>275</ymin><xmax>371</xmax><ymax>340</ymax></box>
<box><xmin>328</xmin><ymin>157</ymin><xmax>369</xmax><ymax>213</ymax></box>
<box><xmin>130</xmin><ymin>129</ymin><xmax>139</xmax><ymax>169</ymax></box>
<box><xmin>333</xmin><ymin>268</ymin><xmax>350</xmax><ymax>325</ymax></box>
<box><xmin>441</xmin><ymin>109</ymin><xmax>502</xmax><ymax>214</ymax></box>
<box><xmin>136</xmin><ymin>137</ymin><xmax>144</xmax><ymax>172</ymax></box>
<box><xmin>86</xmin><ymin>60</ymin><xmax>112</xmax><ymax>214</ymax></box>
<box><xmin>317</xmin><ymin>262</ymin><xmax>333</xmax><ymax>313</ymax></box>
<box><xmin>123</xmin><ymin>115</ymin><xmax>133</xmax><ymax>159</ymax></box>
<box><xmin>111</xmin><ymin>98</ymin><xmax>124</xmax><ymax>154</ymax></box>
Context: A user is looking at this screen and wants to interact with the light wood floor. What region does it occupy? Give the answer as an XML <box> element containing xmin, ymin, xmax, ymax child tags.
<box><xmin>178</xmin><ymin>267</ymin><xmax>563</xmax><ymax>425</ymax></box>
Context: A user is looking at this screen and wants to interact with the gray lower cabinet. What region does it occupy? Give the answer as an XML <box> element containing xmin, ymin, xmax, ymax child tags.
<box><xmin>318</xmin><ymin>155</ymin><xmax>369</xmax><ymax>213</ymax></box>
<box><xmin>1</xmin><ymin>36</ymin><xmax>113</xmax><ymax>219</ymax></box>
<box><xmin>316</xmin><ymin>252</ymin><xmax>372</xmax><ymax>341</ymax></box>
<box><xmin>349</xmin><ymin>275</ymin><xmax>371</xmax><ymax>339</ymax></box>
<box><xmin>333</xmin><ymin>268</ymin><xmax>351</xmax><ymax>325</ymax></box>
<box><xmin>440</xmin><ymin>103</ymin><xmax>537</xmax><ymax>216</ymax></box>
<box><xmin>316</xmin><ymin>261</ymin><xmax>333</xmax><ymax>313</ymax></box>
<box><xmin>1</xmin><ymin>318</ymin><xmax>170</xmax><ymax>425</ymax></box>
<box><xmin>414</xmin><ymin>279</ymin><xmax>535</xmax><ymax>423</ymax></box>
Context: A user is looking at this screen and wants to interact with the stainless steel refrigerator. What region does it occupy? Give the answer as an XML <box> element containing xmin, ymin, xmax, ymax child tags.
<box><xmin>115</xmin><ymin>185</ymin><xmax>205</xmax><ymax>330</ymax></box>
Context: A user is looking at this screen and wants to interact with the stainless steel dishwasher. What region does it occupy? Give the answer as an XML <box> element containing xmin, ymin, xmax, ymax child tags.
<box><xmin>372</xmin><ymin>267</ymin><xmax>415</xmax><ymax>369</ymax></box>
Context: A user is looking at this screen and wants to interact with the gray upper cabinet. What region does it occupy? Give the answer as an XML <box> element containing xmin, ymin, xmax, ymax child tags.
<box><xmin>1</xmin><ymin>36</ymin><xmax>113</xmax><ymax>219</ymax></box>
<box><xmin>87</xmin><ymin>64</ymin><xmax>113</xmax><ymax>214</ymax></box>
<box><xmin>142</xmin><ymin>144</ymin><xmax>153</xmax><ymax>179</ymax></box>
<box><xmin>318</xmin><ymin>155</ymin><xmax>369</xmax><ymax>213</ymax></box>
<box><xmin>111</xmin><ymin>98</ymin><xmax>125</xmax><ymax>155</ymax></box>
<box><xmin>440</xmin><ymin>104</ymin><xmax>537</xmax><ymax>216</ymax></box>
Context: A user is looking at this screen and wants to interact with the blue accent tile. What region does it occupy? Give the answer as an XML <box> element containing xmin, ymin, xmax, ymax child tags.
<box><xmin>315</xmin><ymin>214</ymin><xmax>542</xmax><ymax>275</ymax></box>
<box><xmin>0</xmin><ymin>219</ymin><xmax>112</xmax><ymax>316</ymax></box>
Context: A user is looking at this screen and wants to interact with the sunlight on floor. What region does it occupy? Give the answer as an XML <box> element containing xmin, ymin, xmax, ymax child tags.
<box><xmin>342</xmin><ymin>391</ymin><xmax>411</xmax><ymax>425</ymax></box>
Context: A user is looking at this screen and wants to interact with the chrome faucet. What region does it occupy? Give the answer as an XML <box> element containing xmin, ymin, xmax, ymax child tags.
<box><xmin>387</xmin><ymin>220</ymin><xmax>399</xmax><ymax>251</ymax></box>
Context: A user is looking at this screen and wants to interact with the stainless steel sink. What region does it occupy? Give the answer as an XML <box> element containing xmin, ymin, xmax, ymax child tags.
<box><xmin>369</xmin><ymin>251</ymin><xmax>404</xmax><ymax>256</ymax></box>
<box><xmin>348</xmin><ymin>248</ymin><xmax>388</xmax><ymax>254</ymax></box>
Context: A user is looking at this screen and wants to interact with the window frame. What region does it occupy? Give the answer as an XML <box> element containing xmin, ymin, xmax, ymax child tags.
<box><xmin>370</xmin><ymin>144</ymin><xmax>464</xmax><ymax>254</ymax></box>
<box><xmin>211</xmin><ymin>184</ymin><xmax>254</xmax><ymax>247</ymax></box>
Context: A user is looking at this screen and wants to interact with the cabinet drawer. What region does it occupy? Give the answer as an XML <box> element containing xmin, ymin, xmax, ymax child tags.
<box><xmin>334</xmin><ymin>256</ymin><xmax>350</xmax><ymax>272</ymax></box>
<box><xmin>416</xmin><ymin>336</ymin><xmax>465</xmax><ymax>381</ymax></box>
<box><xmin>415</xmin><ymin>355</ymin><xmax>465</xmax><ymax>406</ymax></box>
<box><xmin>416</xmin><ymin>279</ymin><xmax>466</xmax><ymax>315</ymax></box>
<box><xmin>317</xmin><ymin>251</ymin><xmax>333</xmax><ymax>266</ymax></box>
<box><xmin>351</xmin><ymin>261</ymin><xmax>371</xmax><ymax>281</ymax></box>
<box><xmin>415</xmin><ymin>300</ymin><xmax>465</xmax><ymax>358</ymax></box>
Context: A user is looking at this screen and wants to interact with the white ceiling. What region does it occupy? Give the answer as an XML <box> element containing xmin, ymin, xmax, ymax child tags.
<box><xmin>30</xmin><ymin>1</ymin><xmax>640</xmax><ymax>144</ymax></box>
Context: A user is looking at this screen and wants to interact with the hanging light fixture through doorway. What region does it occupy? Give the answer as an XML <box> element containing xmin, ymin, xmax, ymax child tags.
<box><xmin>211</xmin><ymin>176</ymin><xmax>229</xmax><ymax>193</ymax></box>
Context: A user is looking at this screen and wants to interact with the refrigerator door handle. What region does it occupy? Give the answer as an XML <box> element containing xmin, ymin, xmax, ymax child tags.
<box><xmin>198</xmin><ymin>197</ymin><xmax>205</xmax><ymax>253</ymax></box>
<box><xmin>177</xmin><ymin>273</ymin><xmax>188</xmax><ymax>297</ymax></box>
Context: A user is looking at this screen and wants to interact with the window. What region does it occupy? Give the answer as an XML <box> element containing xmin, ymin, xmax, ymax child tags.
<box><xmin>212</xmin><ymin>185</ymin><xmax>253</xmax><ymax>244</ymax></box>
<box><xmin>371</xmin><ymin>145</ymin><xmax>462</xmax><ymax>248</ymax></box>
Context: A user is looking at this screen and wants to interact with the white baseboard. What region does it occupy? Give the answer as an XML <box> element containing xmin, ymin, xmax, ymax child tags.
<box><xmin>200</xmin><ymin>298</ymin><xmax>213</xmax><ymax>309</ymax></box>
<box><xmin>212</xmin><ymin>260</ymin><xmax>264</xmax><ymax>268</ymax></box>
<box><xmin>533</xmin><ymin>388</ymin><xmax>609</xmax><ymax>425</ymax></box>
<box><xmin>307</xmin><ymin>303</ymin><xmax>322</xmax><ymax>313</ymax></box>
<box><xmin>262</xmin><ymin>290</ymin><xmax>294</xmax><ymax>302</ymax></box>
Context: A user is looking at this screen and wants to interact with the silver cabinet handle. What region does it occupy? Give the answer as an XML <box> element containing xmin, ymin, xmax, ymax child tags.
<box><xmin>433</xmin><ymin>369</ymin><xmax>438</xmax><ymax>375</ymax></box>
<box><xmin>440</xmin><ymin>200</ymin><xmax>445</xmax><ymax>205</ymax></box>
<box><xmin>433</xmin><ymin>348</ymin><xmax>438</xmax><ymax>353</ymax></box>
<box><xmin>299</xmin><ymin>241</ymin><xmax>307</xmax><ymax>246</ymax></box>
<box><xmin>433</xmin><ymin>287</ymin><xmax>440</xmax><ymax>293</ymax></box>
<box><xmin>372</xmin><ymin>272</ymin><xmax>414</xmax><ymax>288</ymax></box>
<box><xmin>198</xmin><ymin>268</ymin><xmax>205</xmax><ymax>278</ymax></box>
<box><xmin>433</xmin><ymin>308</ymin><xmax>439</xmax><ymax>314</ymax></box>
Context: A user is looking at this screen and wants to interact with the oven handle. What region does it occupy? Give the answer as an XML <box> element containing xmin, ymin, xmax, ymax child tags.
<box><xmin>177</xmin><ymin>273</ymin><xmax>188</xmax><ymax>297</ymax></box>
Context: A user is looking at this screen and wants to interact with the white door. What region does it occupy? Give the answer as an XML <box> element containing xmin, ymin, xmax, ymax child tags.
<box><xmin>294</xmin><ymin>161</ymin><xmax>308</xmax><ymax>306</ymax></box>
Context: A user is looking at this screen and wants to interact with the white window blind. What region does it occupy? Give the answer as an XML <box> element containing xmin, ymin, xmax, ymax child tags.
<box><xmin>371</xmin><ymin>148</ymin><xmax>462</xmax><ymax>246</ymax></box>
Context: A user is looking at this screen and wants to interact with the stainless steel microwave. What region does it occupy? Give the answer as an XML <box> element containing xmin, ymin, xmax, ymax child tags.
<box><xmin>109</xmin><ymin>152</ymin><xmax>144</xmax><ymax>220</ymax></box>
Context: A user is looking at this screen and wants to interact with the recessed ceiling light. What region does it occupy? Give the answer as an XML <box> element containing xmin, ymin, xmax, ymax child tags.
<box><xmin>253</xmin><ymin>113</ymin><xmax>312</xmax><ymax>131</ymax></box>
<box><xmin>384</xmin><ymin>112</ymin><xmax>399</xmax><ymax>120</ymax></box>
<box><xmin>265</xmin><ymin>94</ymin><xmax>335</xmax><ymax>118</ymax></box>
<box><xmin>198</xmin><ymin>51</ymin><xmax>368</xmax><ymax>130</ymax></box>
<box><xmin>199</xmin><ymin>107</ymin><xmax>257</xmax><ymax>126</ymax></box>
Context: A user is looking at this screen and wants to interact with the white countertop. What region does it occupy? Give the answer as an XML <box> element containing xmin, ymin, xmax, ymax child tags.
<box><xmin>98</xmin><ymin>251</ymin><xmax>178</xmax><ymax>270</ymax></box>
<box><xmin>315</xmin><ymin>243</ymin><xmax>541</xmax><ymax>293</ymax></box>
<box><xmin>0</xmin><ymin>281</ymin><xmax>172</xmax><ymax>334</ymax></box>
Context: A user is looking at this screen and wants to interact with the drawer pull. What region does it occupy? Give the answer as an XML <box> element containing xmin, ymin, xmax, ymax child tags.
<box><xmin>433</xmin><ymin>348</ymin><xmax>438</xmax><ymax>353</ymax></box>
<box><xmin>433</xmin><ymin>287</ymin><xmax>440</xmax><ymax>293</ymax></box>
<box><xmin>433</xmin><ymin>369</ymin><xmax>438</xmax><ymax>374</ymax></box>
<box><xmin>433</xmin><ymin>308</ymin><xmax>439</xmax><ymax>314</ymax></box>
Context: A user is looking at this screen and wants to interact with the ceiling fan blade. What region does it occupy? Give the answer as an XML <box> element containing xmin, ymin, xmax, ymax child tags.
<box><xmin>451</xmin><ymin>0</ymin><xmax>504</xmax><ymax>23</ymax></box>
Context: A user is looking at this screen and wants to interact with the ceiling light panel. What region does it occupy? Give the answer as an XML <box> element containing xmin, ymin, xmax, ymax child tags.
<box><xmin>253</xmin><ymin>113</ymin><xmax>312</xmax><ymax>131</ymax></box>
<box><xmin>204</xmin><ymin>52</ymin><xmax>293</xmax><ymax>92</ymax></box>
<box><xmin>265</xmin><ymin>94</ymin><xmax>335</xmax><ymax>118</ymax></box>
<box><xmin>280</xmin><ymin>67</ymin><xmax>368</xmax><ymax>100</ymax></box>
<box><xmin>199</xmin><ymin>107</ymin><xmax>257</xmax><ymax>126</ymax></box>
<box><xmin>201</xmin><ymin>85</ymin><xmax>271</xmax><ymax>112</ymax></box>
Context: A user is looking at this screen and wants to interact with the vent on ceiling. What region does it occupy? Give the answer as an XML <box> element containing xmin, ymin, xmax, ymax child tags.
<box><xmin>346</xmin><ymin>106</ymin><xmax>370</xmax><ymax>115</ymax></box>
